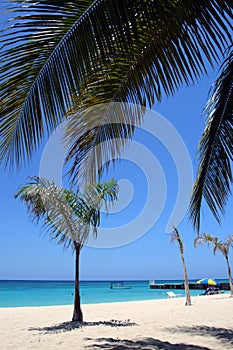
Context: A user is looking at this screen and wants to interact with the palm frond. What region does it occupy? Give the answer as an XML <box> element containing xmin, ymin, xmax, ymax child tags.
<box><xmin>193</xmin><ymin>232</ymin><xmax>232</xmax><ymax>257</ymax></box>
<box><xmin>65</xmin><ymin>103</ymin><xmax>143</xmax><ymax>185</ymax></box>
<box><xmin>0</xmin><ymin>0</ymin><xmax>232</xmax><ymax>178</ymax></box>
<box><xmin>80</xmin><ymin>178</ymin><xmax>118</xmax><ymax>233</ymax></box>
<box><xmin>194</xmin><ymin>233</ymin><xmax>218</xmax><ymax>247</ymax></box>
<box><xmin>15</xmin><ymin>176</ymin><xmax>118</xmax><ymax>247</ymax></box>
<box><xmin>64</xmin><ymin>0</ymin><xmax>233</xmax><ymax>184</ymax></box>
<box><xmin>215</xmin><ymin>234</ymin><xmax>233</xmax><ymax>255</ymax></box>
<box><xmin>15</xmin><ymin>176</ymin><xmax>52</xmax><ymax>222</ymax></box>
<box><xmin>15</xmin><ymin>176</ymin><xmax>82</xmax><ymax>246</ymax></box>
<box><xmin>190</xmin><ymin>46</ymin><xmax>233</xmax><ymax>232</ymax></box>
<box><xmin>226</xmin><ymin>234</ymin><xmax>233</xmax><ymax>247</ymax></box>
<box><xmin>0</xmin><ymin>0</ymin><xmax>94</xmax><ymax>168</ymax></box>
<box><xmin>15</xmin><ymin>176</ymin><xmax>86</xmax><ymax>247</ymax></box>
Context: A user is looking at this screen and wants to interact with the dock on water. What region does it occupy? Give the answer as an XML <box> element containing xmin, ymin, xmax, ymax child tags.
<box><xmin>149</xmin><ymin>280</ymin><xmax>230</xmax><ymax>290</ymax></box>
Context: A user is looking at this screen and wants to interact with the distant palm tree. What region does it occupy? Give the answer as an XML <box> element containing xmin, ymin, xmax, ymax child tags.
<box><xmin>15</xmin><ymin>176</ymin><xmax>118</xmax><ymax>321</ymax></box>
<box><xmin>170</xmin><ymin>227</ymin><xmax>191</xmax><ymax>306</ymax></box>
<box><xmin>194</xmin><ymin>233</ymin><xmax>233</xmax><ymax>297</ymax></box>
<box><xmin>190</xmin><ymin>47</ymin><xmax>233</xmax><ymax>232</ymax></box>
<box><xmin>0</xmin><ymin>1</ymin><xmax>232</xmax><ymax>184</ymax></box>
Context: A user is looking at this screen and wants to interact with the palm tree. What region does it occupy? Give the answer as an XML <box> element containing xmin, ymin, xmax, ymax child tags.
<box><xmin>15</xmin><ymin>176</ymin><xmax>119</xmax><ymax>322</ymax></box>
<box><xmin>0</xmin><ymin>1</ymin><xmax>232</xmax><ymax>184</ymax></box>
<box><xmin>190</xmin><ymin>46</ymin><xmax>233</xmax><ymax>232</ymax></box>
<box><xmin>170</xmin><ymin>227</ymin><xmax>191</xmax><ymax>305</ymax></box>
<box><xmin>194</xmin><ymin>233</ymin><xmax>233</xmax><ymax>297</ymax></box>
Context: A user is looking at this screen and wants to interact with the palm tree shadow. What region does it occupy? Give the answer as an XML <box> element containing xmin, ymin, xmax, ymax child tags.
<box><xmin>29</xmin><ymin>319</ymin><xmax>137</xmax><ymax>333</ymax></box>
<box><xmin>167</xmin><ymin>325</ymin><xmax>233</xmax><ymax>346</ymax></box>
<box><xmin>84</xmin><ymin>337</ymin><xmax>211</xmax><ymax>349</ymax></box>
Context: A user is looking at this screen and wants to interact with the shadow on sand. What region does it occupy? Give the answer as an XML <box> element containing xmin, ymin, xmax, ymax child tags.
<box><xmin>84</xmin><ymin>337</ymin><xmax>211</xmax><ymax>349</ymax></box>
<box><xmin>29</xmin><ymin>319</ymin><xmax>137</xmax><ymax>333</ymax></box>
<box><xmin>167</xmin><ymin>325</ymin><xmax>233</xmax><ymax>347</ymax></box>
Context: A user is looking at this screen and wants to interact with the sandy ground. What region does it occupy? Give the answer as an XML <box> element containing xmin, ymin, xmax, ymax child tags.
<box><xmin>0</xmin><ymin>294</ymin><xmax>232</xmax><ymax>350</ymax></box>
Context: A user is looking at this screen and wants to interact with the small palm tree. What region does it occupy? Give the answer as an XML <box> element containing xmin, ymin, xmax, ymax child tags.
<box><xmin>170</xmin><ymin>227</ymin><xmax>191</xmax><ymax>306</ymax></box>
<box><xmin>194</xmin><ymin>233</ymin><xmax>233</xmax><ymax>297</ymax></box>
<box><xmin>15</xmin><ymin>176</ymin><xmax>119</xmax><ymax>321</ymax></box>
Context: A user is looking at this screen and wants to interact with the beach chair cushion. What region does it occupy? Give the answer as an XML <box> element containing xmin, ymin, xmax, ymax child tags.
<box><xmin>166</xmin><ymin>291</ymin><xmax>181</xmax><ymax>298</ymax></box>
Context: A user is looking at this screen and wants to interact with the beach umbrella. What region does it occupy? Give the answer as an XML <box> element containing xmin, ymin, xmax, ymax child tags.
<box><xmin>196</xmin><ymin>278</ymin><xmax>219</xmax><ymax>286</ymax></box>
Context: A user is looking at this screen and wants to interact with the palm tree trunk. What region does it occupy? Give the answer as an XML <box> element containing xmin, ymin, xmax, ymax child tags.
<box><xmin>72</xmin><ymin>241</ymin><xmax>83</xmax><ymax>322</ymax></box>
<box><xmin>181</xmin><ymin>255</ymin><xmax>191</xmax><ymax>306</ymax></box>
<box><xmin>225</xmin><ymin>255</ymin><xmax>233</xmax><ymax>297</ymax></box>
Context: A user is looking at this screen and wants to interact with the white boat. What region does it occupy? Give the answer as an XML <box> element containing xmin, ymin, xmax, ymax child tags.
<box><xmin>110</xmin><ymin>281</ymin><xmax>132</xmax><ymax>289</ymax></box>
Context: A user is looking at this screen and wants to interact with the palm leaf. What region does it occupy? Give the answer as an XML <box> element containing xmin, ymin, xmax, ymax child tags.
<box><xmin>0</xmin><ymin>0</ymin><xmax>232</xmax><ymax>180</ymax></box>
<box><xmin>194</xmin><ymin>233</ymin><xmax>218</xmax><ymax>248</ymax></box>
<box><xmin>193</xmin><ymin>232</ymin><xmax>233</xmax><ymax>258</ymax></box>
<box><xmin>65</xmin><ymin>103</ymin><xmax>143</xmax><ymax>184</ymax></box>
<box><xmin>64</xmin><ymin>0</ymin><xmax>233</xmax><ymax>185</ymax></box>
<box><xmin>190</xmin><ymin>46</ymin><xmax>233</xmax><ymax>232</ymax></box>
<box><xmin>15</xmin><ymin>176</ymin><xmax>82</xmax><ymax>246</ymax></box>
<box><xmin>0</xmin><ymin>0</ymin><xmax>94</xmax><ymax>168</ymax></box>
<box><xmin>15</xmin><ymin>176</ymin><xmax>118</xmax><ymax>247</ymax></box>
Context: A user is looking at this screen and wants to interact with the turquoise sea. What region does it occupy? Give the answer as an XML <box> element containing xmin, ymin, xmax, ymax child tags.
<box><xmin>0</xmin><ymin>280</ymin><xmax>227</xmax><ymax>308</ymax></box>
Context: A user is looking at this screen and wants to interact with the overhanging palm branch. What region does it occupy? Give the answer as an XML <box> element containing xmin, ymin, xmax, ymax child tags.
<box><xmin>0</xmin><ymin>0</ymin><xmax>232</xmax><ymax>180</ymax></box>
<box><xmin>190</xmin><ymin>46</ymin><xmax>233</xmax><ymax>232</ymax></box>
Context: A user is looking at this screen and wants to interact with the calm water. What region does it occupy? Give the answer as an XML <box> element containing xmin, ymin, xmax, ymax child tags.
<box><xmin>0</xmin><ymin>280</ymin><xmax>227</xmax><ymax>308</ymax></box>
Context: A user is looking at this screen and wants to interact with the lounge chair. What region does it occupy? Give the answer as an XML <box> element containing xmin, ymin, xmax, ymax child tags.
<box><xmin>166</xmin><ymin>291</ymin><xmax>182</xmax><ymax>298</ymax></box>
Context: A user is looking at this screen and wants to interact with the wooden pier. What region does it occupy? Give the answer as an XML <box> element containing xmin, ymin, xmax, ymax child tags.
<box><xmin>149</xmin><ymin>281</ymin><xmax>230</xmax><ymax>290</ymax></box>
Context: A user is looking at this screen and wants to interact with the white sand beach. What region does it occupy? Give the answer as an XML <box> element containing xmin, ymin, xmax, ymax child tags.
<box><xmin>0</xmin><ymin>294</ymin><xmax>232</xmax><ymax>350</ymax></box>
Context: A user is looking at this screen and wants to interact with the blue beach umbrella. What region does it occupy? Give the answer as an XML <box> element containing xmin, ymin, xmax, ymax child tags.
<box><xmin>196</xmin><ymin>278</ymin><xmax>219</xmax><ymax>286</ymax></box>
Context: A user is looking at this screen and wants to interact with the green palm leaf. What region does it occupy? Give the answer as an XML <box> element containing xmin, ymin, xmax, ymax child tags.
<box><xmin>194</xmin><ymin>232</ymin><xmax>233</xmax><ymax>256</ymax></box>
<box><xmin>0</xmin><ymin>0</ymin><xmax>232</xmax><ymax>179</ymax></box>
<box><xmin>15</xmin><ymin>176</ymin><xmax>82</xmax><ymax>247</ymax></box>
<box><xmin>15</xmin><ymin>176</ymin><xmax>118</xmax><ymax>248</ymax></box>
<box><xmin>0</xmin><ymin>0</ymin><xmax>94</xmax><ymax>167</ymax></box>
<box><xmin>190</xmin><ymin>46</ymin><xmax>233</xmax><ymax>232</ymax></box>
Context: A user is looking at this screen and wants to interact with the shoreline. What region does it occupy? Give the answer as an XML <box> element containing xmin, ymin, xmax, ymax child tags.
<box><xmin>0</xmin><ymin>291</ymin><xmax>230</xmax><ymax>309</ymax></box>
<box><xmin>0</xmin><ymin>294</ymin><xmax>232</xmax><ymax>349</ymax></box>
<box><xmin>0</xmin><ymin>290</ymin><xmax>228</xmax><ymax>309</ymax></box>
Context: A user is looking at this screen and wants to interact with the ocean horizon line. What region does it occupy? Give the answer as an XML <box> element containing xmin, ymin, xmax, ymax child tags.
<box><xmin>0</xmin><ymin>277</ymin><xmax>229</xmax><ymax>282</ymax></box>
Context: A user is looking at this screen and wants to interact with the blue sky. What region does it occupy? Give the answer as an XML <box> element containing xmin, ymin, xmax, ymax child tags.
<box><xmin>1</xmin><ymin>62</ymin><xmax>233</xmax><ymax>282</ymax></box>
<box><xmin>0</xmin><ymin>4</ymin><xmax>233</xmax><ymax>281</ymax></box>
